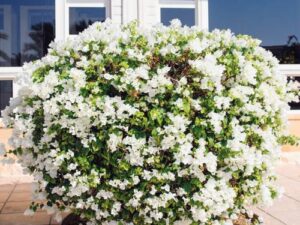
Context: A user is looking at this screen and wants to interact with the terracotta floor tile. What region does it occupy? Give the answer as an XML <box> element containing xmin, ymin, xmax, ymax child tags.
<box><xmin>14</xmin><ymin>183</ymin><xmax>35</xmax><ymax>193</ymax></box>
<box><xmin>0</xmin><ymin>192</ymin><xmax>10</xmax><ymax>203</ymax></box>
<box><xmin>270</xmin><ymin>210</ymin><xmax>300</xmax><ymax>225</ymax></box>
<box><xmin>278</xmin><ymin>176</ymin><xmax>300</xmax><ymax>202</ymax></box>
<box><xmin>8</xmin><ymin>192</ymin><xmax>32</xmax><ymax>202</ymax></box>
<box><xmin>255</xmin><ymin>209</ymin><xmax>286</xmax><ymax>225</ymax></box>
<box><xmin>261</xmin><ymin>195</ymin><xmax>300</xmax><ymax>213</ymax></box>
<box><xmin>2</xmin><ymin>201</ymin><xmax>32</xmax><ymax>214</ymax></box>
<box><xmin>277</xmin><ymin>164</ymin><xmax>300</xmax><ymax>182</ymax></box>
<box><xmin>0</xmin><ymin>184</ymin><xmax>15</xmax><ymax>193</ymax></box>
<box><xmin>0</xmin><ymin>212</ymin><xmax>51</xmax><ymax>225</ymax></box>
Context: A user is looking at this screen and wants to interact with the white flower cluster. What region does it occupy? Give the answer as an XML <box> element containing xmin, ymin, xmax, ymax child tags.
<box><xmin>1</xmin><ymin>19</ymin><xmax>298</xmax><ymax>225</ymax></box>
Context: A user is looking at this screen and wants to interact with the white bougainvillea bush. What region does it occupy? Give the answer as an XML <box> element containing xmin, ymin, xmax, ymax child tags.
<box><xmin>1</xmin><ymin>19</ymin><xmax>299</xmax><ymax>225</ymax></box>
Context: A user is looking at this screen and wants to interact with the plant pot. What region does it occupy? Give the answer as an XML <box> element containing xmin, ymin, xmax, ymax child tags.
<box><xmin>60</xmin><ymin>213</ymin><xmax>252</xmax><ymax>225</ymax></box>
<box><xmin>61</xmin><ymin>214</ymin><xmax>87</xmax><ymax>225</ymax></box>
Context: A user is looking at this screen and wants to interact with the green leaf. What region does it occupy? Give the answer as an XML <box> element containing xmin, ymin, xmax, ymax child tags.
<box><xmin>182</xmin><ymin>97</ymin><xmax>191</xmax><ymax>114</ymax></box>
<box><xmin>149</xmin><ymin>108</ymin><xmax>164</xmax><ymax>125</ymax></box>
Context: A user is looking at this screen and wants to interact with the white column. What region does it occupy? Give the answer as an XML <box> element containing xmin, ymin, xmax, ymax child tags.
<box><xmin>55</xmin><ymin>0</ymin><xmax>66</xmax><ymax>40</ymax></box>
<box><xmin>195</xmin><ymin>0</ymin><xmax>209</xmax><ymax>30</ymax></box>
<box><xmin>137</xmin><ymin>0</ymin><xmax>160</xmax><ymax>27</ymax></box>
<box><xmin>110</xmin><ymin>0</ymin><xmax>122</xmax><ymax>24</ymax></box>
<box><xmin>122</xmin><ymin>0</ymin><xmax>138</xmax><ymax>24</ymax></box>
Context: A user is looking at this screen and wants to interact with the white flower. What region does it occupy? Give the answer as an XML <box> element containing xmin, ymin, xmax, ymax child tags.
<box><xmin>96</xmin><ymin>190</ymin><xmax>114</xmax><ymax>200</ymax></box>
<box><xmin>54</xmin><ymin>212</ymin><xmax>63</xmax><ymax>223</ymax></box>
<box><xmin>208</xmin><ymin>111</ymin><xmax>225</xmax><ymax>134</ymax></box>
<box><xmin>24</xmin><ymin>208</ymin><xmax>35</xmax><ymax>216</ymax></box>
<box><xmin>240</xmin><ymin>62</ymin><xmax>257</xmax><ymax>85</ymax></box>
<box><xmin>170</xmin><ymin>19</ymin><xmax>182</xmax><ymax>27</ymax></box>
<box><xmin>174</xmin><ymin>219</ymin><xmax>192</xmax><ymax>225</ymax></box>
<box><xmin>187</xmin><ymin>37</ymin><xmax>209</xmax><ymax>54</ymax></box>
<box><xmin>189</xmin><ymin>54</ymin><xmax>225</xmax><ymax>92</ymax></box>
<box><xmin>191</xmin><ymin>207</ymin><xmax>207</xmax><ymax>223</ymax></box>
<box><xmin>205</xmin><ymin>152</ymin><xmax>218</xmax><ymax>173</ymax></box>
<box><xmin>214</xmin><ymin>96</ymin><xmax>231</xmax><ymax>110</ymax></box>
<box><xmin>107</xmin><ymin>133</ymin><xmax>122</xmax><ymax>152</ymax></box>
<box><xmin>229</xmin><ymin>85</ymin><xmax>254</xmax><ymax>103</ymax></box>
<box><xmin>69</xmin><ymin>68</ymin><xmax>86</xmax><ymax>88</ymax></box>
<box><xmin>111</xmin><ymin>202</ymin><xmax>122</xmax><ymax>216</ymax></box>
<box><xmin>103</xmin><ymin>73</ymin><xmax>114</xmax><ymax>80</ymax></box>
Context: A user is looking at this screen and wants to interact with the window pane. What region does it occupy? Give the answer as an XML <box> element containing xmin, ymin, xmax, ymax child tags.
<box><xmin>0</xmin><ymin>0</ymin><xmax>55</xmax><ymax>67</ymax></box>
<box><xmin>69</xmin><ymin>7</ymin><xmax>106</xmax><ymax>35</ymax></box>
<box><xmin>288</xmin><ymin>77</ymin><xmax>300</xmax><ymax>110</ymax></box>
<box><xmin>0</xmin><ymin>9</ymin><xmax>4</xmax><ymax>30</ymax></box>
<box><xmin>161</xmin><ymin>8</ymin><xmax>195</xmax><ymax>27</ymax></box>
<box><xmin>0</xmin><ymin>80</ymin><xmax>13</xmax><ymax>116</ymax></box>
<box><xmin>209</xmin><ymin>0</ymin><xmax>300</xmax><ymax>64</ymax></box>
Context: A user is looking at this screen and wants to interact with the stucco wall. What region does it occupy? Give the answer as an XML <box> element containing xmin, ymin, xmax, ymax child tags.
<box><xmin>282</xmin><ymin>114</ymin><xmax>300</xmax><ymax>151</ymax></box>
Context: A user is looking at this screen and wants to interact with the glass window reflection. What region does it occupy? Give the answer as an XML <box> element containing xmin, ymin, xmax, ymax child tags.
<box><xmin>161</xmin><ymin>8</ymin><xmax>195</xmax><ymax>27</ymax></box>
<box><xmin>0</xmin><ymin>0</ymin><xmax>55</xmax><ymax>67</ymax></box>
<box><xmin>0</xmin><ymin>80</ymin><xmax>13</xmax><ymax>116</ymax></box>
<box><xmin>69</xmin><ymin>7</ymin><xmax>106</xmax><ymax>35</ymax></box>
<box><xmin>288</xmin><ymin>76</ymin><xmax>300</xmax><ymax>110</ymax></box>
<box><xmin>0</xmin><ymin>9</ymin><xmax>4</xmax><ymax>30</ymax></box>
<box><xmin>209</xmin><ymin>0</ymin><xmax>300</xmax><ymax>64</ymax></box>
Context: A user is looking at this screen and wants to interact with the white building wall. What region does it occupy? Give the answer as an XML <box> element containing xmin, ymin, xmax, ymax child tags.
<box><xmin>110</xmin><ymin>0</ymin><xmax>122</xmax><ymax>24</ymax></box>
<box><xmin>122</xmin><ymin>0</ymin><xmax>138</xmax><ymax>23</ymax></box>
<box><xmin>138</xmin><ymin>0</ymin><xmax>160</xmax><ymax>26</ymax></box>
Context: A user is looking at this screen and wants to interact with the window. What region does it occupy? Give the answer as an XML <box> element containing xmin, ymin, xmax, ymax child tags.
<box><xmin>0</xmin><ymin>80</ymin><xmax>13</xmax><ymax>116</ymax></box>
<box><xmin>0</xmin><ymin>0</ymin><xmax>55</xmax><ymax>67</ymax></box>
<box><xmin>64</xmin><ymin>0</ymin><xmax>110</xmax><ymax>37</ymax></box>
<box><xmin>69</xmin><ymin>7</ymin><xmax>106</xmax><ymax>34</ymax></box>
<box><xmin>209</xmin><ymin>0</ymin><xmax>300</xmax><ymax>64</ymax></box>
<box><xmin>161</xmin><ymin>8</ymin><xmax>195</xmax><ymax>26</ymax></box>
<box><xmin>160</xmin><ymin>0</ymin><xmax>195</xmax><ymax>26</ymax></box>
<box><xmin>288</xmin><ymin>76</ymin><xmax>300</xmax><ymax>110</ymax></box>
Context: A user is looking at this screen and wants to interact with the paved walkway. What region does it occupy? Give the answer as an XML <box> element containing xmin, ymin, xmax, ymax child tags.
<box><xmin>256</xmin><ymin>163</ymin><xmax>300</xmax><ymax>225</ymax></box>
<box><xmin>0</xmin><ymin>163</ymin><xmax>299</xmax><ymax>225</ymax></box>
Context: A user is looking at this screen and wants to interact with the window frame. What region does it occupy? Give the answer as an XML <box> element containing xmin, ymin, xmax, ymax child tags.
<box><xmin>0</xmin><ymin>67</ymin><xmax>21</xmax><ymax>98</ymax></box>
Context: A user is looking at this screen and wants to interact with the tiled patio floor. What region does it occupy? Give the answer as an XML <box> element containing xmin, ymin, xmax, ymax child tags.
<box><xmin>0</xmin><ymin>163</ymin><xmax>299</xmax><ymax>225</ymax></box>
<box><xmin>0</xmin><ymin>182</ymin><xmax>59</xmax><ymax>225</ymax></box>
